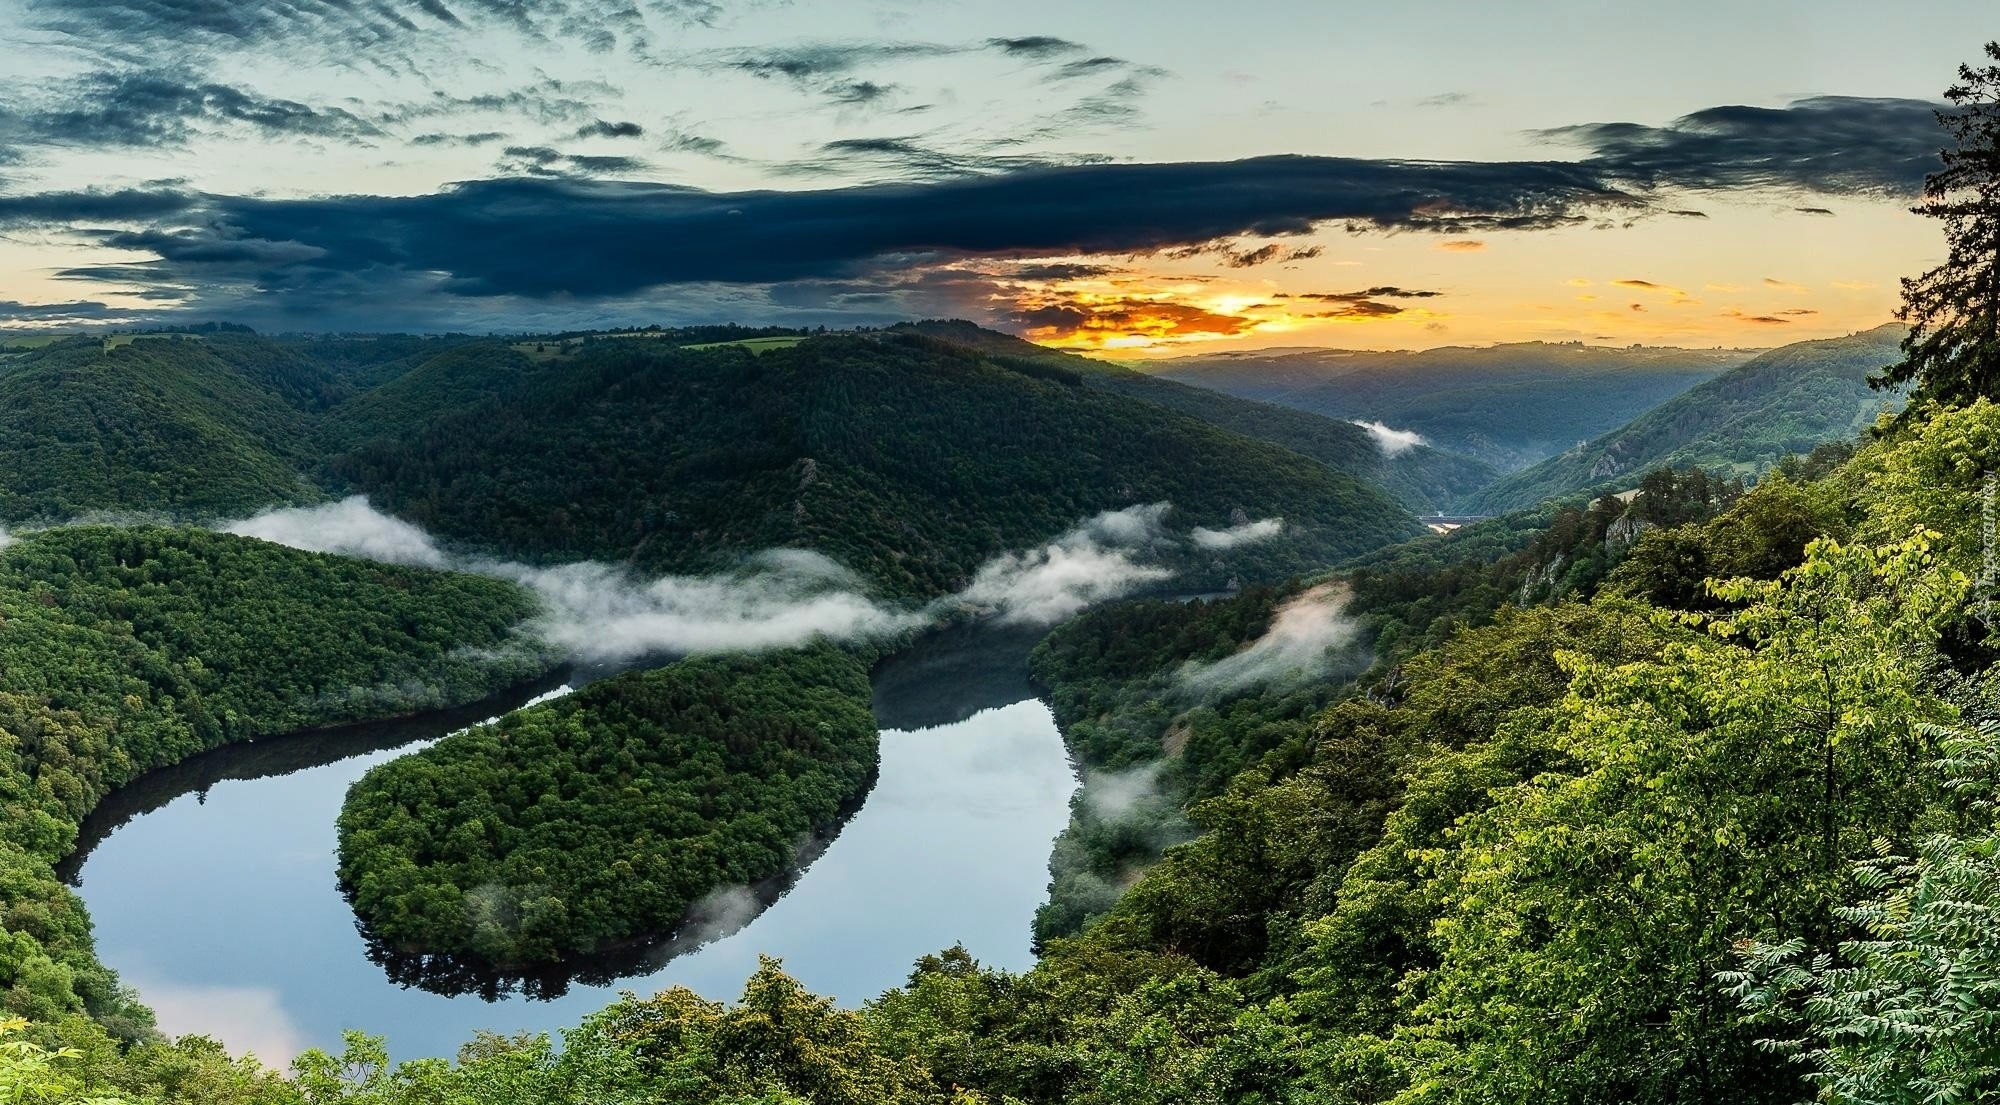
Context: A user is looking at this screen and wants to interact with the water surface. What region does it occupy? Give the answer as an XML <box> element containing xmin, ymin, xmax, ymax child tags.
<box><xmin>73</xmin><ymin>626</ymin><xmax>1075</xmax><ymax>1062</ymax></box>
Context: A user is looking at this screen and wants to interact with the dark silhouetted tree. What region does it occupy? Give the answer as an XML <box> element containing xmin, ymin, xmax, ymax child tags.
<box><xmin>1875</xmin><ymin>42</ymin><xmax>2000</xmax><ymax>408</ymax></box>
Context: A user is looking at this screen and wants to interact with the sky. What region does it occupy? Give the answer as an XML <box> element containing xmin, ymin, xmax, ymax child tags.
<box><xmin>0</xmin><ymin>0</ymin><xmax>1984</xmax><ymax>351</ymax></box>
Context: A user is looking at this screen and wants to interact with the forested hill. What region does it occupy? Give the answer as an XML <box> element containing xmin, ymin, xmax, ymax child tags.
<box><xmin>896</xmin><ymin>320</ymin><xmax>1500</xmax><ymax>513</ymax></box>
<box><xmin>1146</xmin><ymin>340</ymin><xmax>1756</xmax><ymax>470</ymax></box>
<box><xmin>0</xmin><ymin>326</ymin><xmax>1429</xmax><ymax>597</ymax></box>
<box><xmin>326</xmin><ymin>332</ymin><xmax>1424</xmax><ymax>597</ymax></box>
<box><xmin>0</xmin><ymin>335</ymin><xmax>335</xmax><ymax>522</ymax></box>
<box><xmin>1464</xmin><ymin>324</ymin><xmax>1907</xmax><ymax>513</ymax></box>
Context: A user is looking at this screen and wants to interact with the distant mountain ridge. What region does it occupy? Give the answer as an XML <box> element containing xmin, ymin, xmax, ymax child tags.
<box><xmin>1462</xmin><ymin>324</ymin><xmax>1907</xmax><ymax>513</ymax></box>
<box><xmin>1145</xmin><ymin>340</ymin><xmax>1760</xmax><ymax>470</ymax></box>
<box><xmin>896</xmin><ymin>321</ymin><xmax>1500</xmax><ymax>512</ymax></box>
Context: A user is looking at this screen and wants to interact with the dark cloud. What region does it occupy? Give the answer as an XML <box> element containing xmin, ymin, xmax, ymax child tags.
<box><xmin>7</xmin><ymin>88</ymin><xmax>1945</xmax><ymax>331</ymax></box>
<box><xmin>785</xmin><ymin>136</ymin><xmax>1100</xmax><ymax>181</ymax></box>
<box><xmin>3</xmin><ymin>156</ymin><xmax>1637</xmax><ymax>315</ymax></box>
<box><xmin>19</xmin><ymin>69</ymin><xmax>377</xmax><ymax>148</ymax></box>
<box><xmin>828</xmin><ymin>80</ymin><xmax>898</xmax><ymax>106</ymax></box>
<box><xmin>377</xmin><ymin>79</ymin><xmax>618</xmax><ymax>127</ymax></box>
<box><xmin>0</xmin><ymin>186</ymin><xmax>197</xmax><ymax>227</ymax></box>
<box><xmin>986</xmin><ymin>36</ymin><xmax>1086</xmax><ymax>57</ymax></box>
<box><xmin>727</xmin><ymin>42</ymin><xmax>953</xmax><ymax>82</ymax></box>
<box><xmin>1667</xmin><ymin>208</ymin><xmax>1709</xmax><ymax>217</ymax></box>
<box><xmin>991</xmin><ymin>261</ymin><xmax>1124</xmax><ymax>281</ymax></box>
<box><xmin>721</xmin><ymin>43</ymin><xmax>953</xmax><ymax>109</ymax></box>
<box><xmin>1054</xmin><ymin>56</ymin><xmax>1129</xmax><ymax>80</ymax></box>
<box><xmin>1724</xmin><ymin>309</ymin><xmax>1793</xmax><ymax>324</ymax></box>
<box><xmin>0</xmin><ymin>299</ymin><xmax>160</xmax><ymax>322</ymax></box>
<box><xmin>1308</xmin><ymin>300</ymin><xmax>1406</xmax><ymax>319</ymax></box>
<box><xmin>1164</xmin><ymin>241</ymin><xmax>1324</xmax><ymax>267</ymax></box>
<box><xmin>498</xmin><ymin>146</ymin><xmax>649</xmax><ymax>177</ymax></box>
<box><xmin>575</xmin><ymin>119</ymin><xmax>646</xmax><ymax>139</ymax></box>
<box><xmin>661</xmin><ymin>129</ymin><xmax>729</xmax><ymax>156</ymax></box>
<box><xmin>1278</xmin><ymin>286</ymin><xmax>1443</xmax><ymax>319</ymax></box>
<box><xmin>1285</xmin><ymin>287</ymin><xmax>1443</xmax><ymax>300</ymax></box>
<box><xmin>1544</xmin><ymin>96</ymin><xmax>1942</xmax><ymax>197</ymax></box>
<box><xmin>410</xmin><ymin>131</ymin><xmax>508</xmax><ymax>146</ymax></box>
<box><xmin>27</xmin><ymin>0</ymin><xmax>717</xmax><ymax>62</ymax></box>
<box><xmin>1794</xmin><ymin>206</ymin><xmax>1836</xmax><ymax>216</ymax></box>
<box><xmin>1011</xmin><ymin>297</ymin><xmax>1256</xmax><ymax>340</ymax></box>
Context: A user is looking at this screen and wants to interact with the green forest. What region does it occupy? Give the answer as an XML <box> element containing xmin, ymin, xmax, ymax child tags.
<box><xmin>0</xmin><ymin>325</ymin><xmax>1448</xmax><ymax>599</ymax></box>
<box><xmin>327</xmin><ymin>331</ymin><xmax>1422</xmax><ymax>597</ymax></box>
<box><xmin>12</xmin><ymin>391</ymin><xmax>1992</xmax><ymax>1105</ymax></box>
<box><xmin>337</xmin><ymin>646</ymin><xmax>877</xmax><ymax>984</ymax></box>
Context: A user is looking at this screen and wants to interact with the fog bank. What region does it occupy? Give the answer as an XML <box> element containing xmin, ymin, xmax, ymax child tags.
<box><xmin>1191</xmin><ymin>518</ymin><xmax>1283</xmax><ymax>550</ymax></box>
<box><xmin>1352</xmin><ymin>420</ymin><xmax>1426</xmax><ymax>457</ymax></box>
<box><xmin>224</xmin><ymin>497</ymin><xmax>448</xmax><ymax>568</ymax></box>
<box><xmin>224</xmin><ymin>498</ymin><xmax>1275</xmax><ymax>662</ymax></box>
<box><xmin>1177</xmin><ymin>583</ymin><xmax>1362</xmax><ymax>696</ymax></box>
<box><xmin>950</xmin><ymin>504</ymin><xmax>1176</xmax><ymax>626</ymax></box>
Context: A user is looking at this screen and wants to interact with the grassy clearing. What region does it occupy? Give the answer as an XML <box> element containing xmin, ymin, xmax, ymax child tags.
<box><xmin>104</xmin><ymin>333</ymin><xmax>201</xmax><ymax>350</ymax></box>
<box><xmin>0</xmin><ymin>334</ymin><xmax>70</xmax><ymax>351</ymax></box>
<box><xmin>682</xmin><ymin>336</ymin><xmax>807</xmax><ymax>354</ymax></box>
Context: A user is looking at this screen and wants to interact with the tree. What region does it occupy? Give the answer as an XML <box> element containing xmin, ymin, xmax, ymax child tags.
<box><xmin>1875</xmin><ymin>42</ymin><xmax>2000</xmax><ymax>409</ymax></box>
<box><xmin>1727</xmin><ymin>720</ymin><xmax>2000</xmax><ymax>1104</ymax></box>
<box><xmin>0</xmin><ymin>1018</ymin><xmax>132</xmax><ymax>1105</ymax></box>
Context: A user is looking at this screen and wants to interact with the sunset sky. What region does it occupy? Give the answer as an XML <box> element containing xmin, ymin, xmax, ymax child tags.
<box><xmin>0</xmin><ymin>0</ymin><xmax>1983</xmax><ymax>350</ymax></box>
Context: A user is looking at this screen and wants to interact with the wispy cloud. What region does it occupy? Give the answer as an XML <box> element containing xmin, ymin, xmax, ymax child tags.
<box><xmin>1176</xmin><ymin>583</ymin><xmax>1363</xmax><ymax>696</ymax></box>
<box><xmin>1351</xmin><ymin>420</ymin><xmax>1427</xmax><ymax>456</ymax></box>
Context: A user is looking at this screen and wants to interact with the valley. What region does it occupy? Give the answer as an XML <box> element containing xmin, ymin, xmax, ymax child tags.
<box><xmin>0</xmin><ymin>15</ymin><xmax>1993</xmax><ymax>1103</ymax></box>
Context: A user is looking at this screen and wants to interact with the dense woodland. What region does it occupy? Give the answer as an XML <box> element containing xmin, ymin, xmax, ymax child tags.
<box><xmin>896</xmin><ymin>321</ymin><xmax>1499</xmax><ymax>513</ymax></box>
<box><xmin>11</xmin><ymin>392</ymin><xmax>1986</xmax><ymax>1105</ymax></box>
<box><xmin>337</xmin><ymin>646</ymin><xmax>877</xmax><ymax>987</ymax></box>
<box><xmin>0</xmin><ymin>327</ymin><xmax>1459</xmax><ymax>600</ymax></box>
<box><xmin>328</xmin><ymin>331</ymin><xmax>1423</xmax><ymax>597</ymax></box>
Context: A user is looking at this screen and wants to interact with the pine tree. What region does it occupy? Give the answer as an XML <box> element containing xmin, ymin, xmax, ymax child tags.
<box><xmin>1874</xmin><ymin>42</ymin><xmax>2000</xmax><ymax>408</ymax></box>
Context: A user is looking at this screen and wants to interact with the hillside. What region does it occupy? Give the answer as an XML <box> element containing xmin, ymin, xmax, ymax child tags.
<box><xmin>0</xmin><ymin>336</ymin><xmax>337</xmax><ymax>523</ymax></box>
<box><xmin>1148</xmin><ymin>341</ymin><xmax>1757</xmax><ymax>470</ymax></box>
<box><xmin>1464</xmin><ymin>325</ymin><xmax>1906</xmax><ymax>512</ymax></box>
<box><xmin>328</xmin><ymin>332</ymin><xmax>1424</xmax><ymax>597</ymax></box>
<box><xmin>898</xmin><ymin>321</ymin><xmax>1500</xmax><ymax>511</ymax></box>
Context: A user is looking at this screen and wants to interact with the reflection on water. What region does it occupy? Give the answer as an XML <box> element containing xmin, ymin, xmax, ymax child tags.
<box><xmin>72</xmin><ymin>629</ymin><xmax>1076</xmax><ymax>1063</ymax></box>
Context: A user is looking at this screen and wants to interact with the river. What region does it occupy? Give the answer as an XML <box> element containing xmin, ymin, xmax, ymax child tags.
<box><xmin>67</xmin><ymin>622</ymin><xmax>1077</xmax><ymax>1064</ymax></box>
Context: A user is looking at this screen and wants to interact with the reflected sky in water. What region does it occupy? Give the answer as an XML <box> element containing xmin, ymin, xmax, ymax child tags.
<box><xmin>77</xmin><ymin>690</ymin><xmax>1075</xmax><ymax>1063</ymax></box>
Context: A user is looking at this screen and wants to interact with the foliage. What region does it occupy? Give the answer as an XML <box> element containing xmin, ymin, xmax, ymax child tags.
<box><xmin>0</xmin><ymin>1017</ymin><xmax>132</xmax><ymax>1105</ymax></box>
<box><xmin>337</xmin><ymin>646</ymin><xmax>877</xmax><ymax>976</ymax></box>
<box><xmin>1728</xmin><ymin>718</ymin><xmax>2000</xmax><ymax>1104</ymax></box>
<box><xmin>1361</xmin><ymin>535</ymin><xmax>1957</xmax><ymax>1103</ymax></box>
<box><xmin>0</xmin><ymin>338</ymin><xmax>330</xmax><ymax>524</ymax></box>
